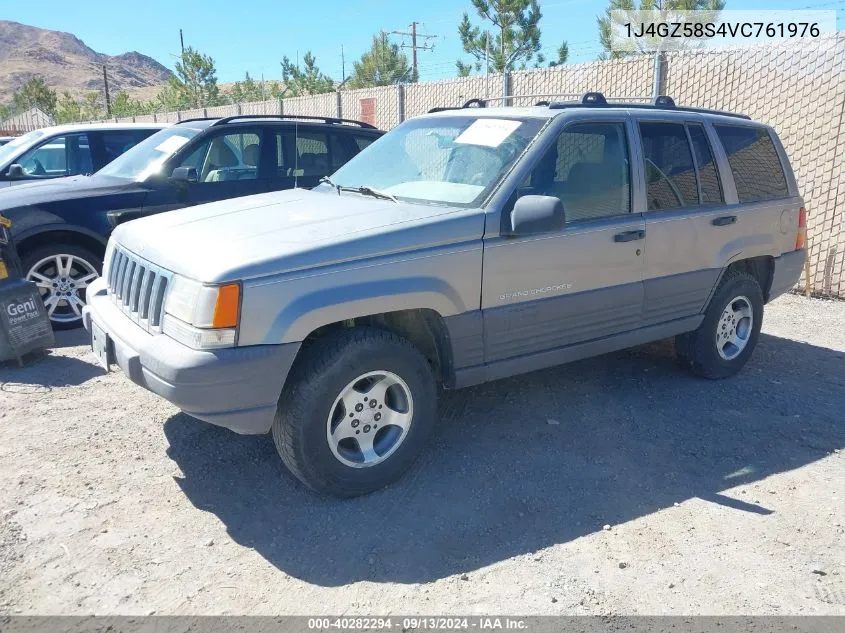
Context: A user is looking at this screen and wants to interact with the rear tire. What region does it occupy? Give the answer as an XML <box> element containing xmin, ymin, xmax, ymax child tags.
<box><xmin>272</xmin><ymin>327</ymin><xmax>437</xmax><ymax>497</ymax></box>
<box><xmin>676</xmin><ymin>269</ymin><xmax>763</xmax><ymax>379</ymax></box>
<box><xmin>21</xmin><ymin>243</ymin><xmax>102</xmax><ymax>330</ymax></box>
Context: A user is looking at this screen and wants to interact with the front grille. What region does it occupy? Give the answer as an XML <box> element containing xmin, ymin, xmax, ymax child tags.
<box><xmin>105</xmin><ymin>244</ymin><xmax>172</xmax><ymax>332</ymax></box>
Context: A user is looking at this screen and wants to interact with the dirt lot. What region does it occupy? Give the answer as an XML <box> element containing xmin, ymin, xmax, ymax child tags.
<box><xmin>0</xmin><ymin>293</ymin><xmax>843</xmax><ymax>615</ymax></box>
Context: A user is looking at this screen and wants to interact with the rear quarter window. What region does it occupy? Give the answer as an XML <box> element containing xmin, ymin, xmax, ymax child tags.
<box><xmin>714</xmin><ymin>125</ymin><xmax>789</xmax><ymax>203</ymax></box>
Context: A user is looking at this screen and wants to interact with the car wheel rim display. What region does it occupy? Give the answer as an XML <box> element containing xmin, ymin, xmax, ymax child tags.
<box><xmin>27</xmin><ymin>254</ymin><xmax>99</xmax><ymax>324</ymax></box>
<box><xmin>326</xmin><ymin>370</ymin><xmax>414</xmax><ymax>469</ymax></box>
<box><xmin>716</xmin><ymin>295</ymin><xmax>753</xmax><ymax>361</ymax></box>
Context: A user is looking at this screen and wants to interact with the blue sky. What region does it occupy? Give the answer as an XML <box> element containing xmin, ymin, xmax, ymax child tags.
<box><xmin>3</xmin><ymin>0</ymin><xmax>843</xmax><ymax>85</ymax></box>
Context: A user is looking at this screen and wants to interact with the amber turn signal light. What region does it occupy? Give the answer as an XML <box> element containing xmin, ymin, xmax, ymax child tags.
<box><xmin>212</xmin><ymin>283</ymin><xmax>240</xmax><ymax>329</ymax></box>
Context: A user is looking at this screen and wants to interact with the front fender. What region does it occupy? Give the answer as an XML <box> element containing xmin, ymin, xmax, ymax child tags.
<box><xmin>238</xmin><ymin>244</ymin><xmax>483</xmax><ymax>346</ymax></box>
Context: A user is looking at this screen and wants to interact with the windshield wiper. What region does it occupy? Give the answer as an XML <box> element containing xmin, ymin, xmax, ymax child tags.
<box><xmin>339</xmin><ymin>184</ymin><xmax>398</xmax><ymax>203</ymax></box>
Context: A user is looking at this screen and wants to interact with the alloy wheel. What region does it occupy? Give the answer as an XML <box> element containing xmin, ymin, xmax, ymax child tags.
<box><xmin>715</xmin><ymin>295</ymin><xmax>753</xmax><ymax>361</ymax></box>
<box><xmin>326</xmin><ymin>370</ymin><xmax>414</xmax><ymax>468</ymax></box>
<box><xmin>27</xmin><ymin>254</ymin><xmax>99</xmax><ymax>324</ymax></box>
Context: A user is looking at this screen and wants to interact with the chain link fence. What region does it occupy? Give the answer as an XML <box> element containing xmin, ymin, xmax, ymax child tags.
<box><xmin>2</xmin><ymin>35</ymin><xmax>843</xmax><ymax>296</ymax></box>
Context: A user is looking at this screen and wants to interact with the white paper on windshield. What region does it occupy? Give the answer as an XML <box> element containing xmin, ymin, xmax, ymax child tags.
<box><xmin>454</xmin><ymin>119</ymin><xmax>522</xmax><ymax>148</ymax></box>
<box><xmin>154</xmin><ymin>135</ymin><xmax>190</xmax><ymax>154</ymax></box>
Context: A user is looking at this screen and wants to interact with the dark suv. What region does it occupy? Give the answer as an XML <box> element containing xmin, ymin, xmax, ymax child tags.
<box><xmin>1</xmin><ymin>115</ymin><xmax>382</xmax><ymax>328</ymax></box>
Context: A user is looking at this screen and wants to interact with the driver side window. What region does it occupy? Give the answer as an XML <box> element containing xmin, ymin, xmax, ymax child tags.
<box><xmin>16</xmin><ymin>134</ymin><xmax>92</xmax><ymax>179</ymax></box>
<box><xmin>177</xmin><ymin>131</ymin><xmax>261</xmax><ymax>183</ymax></box>
<box><xmin>522</xmin><ymin>121</ymin><xmax>631</xmax><ymax>223</ymax></box>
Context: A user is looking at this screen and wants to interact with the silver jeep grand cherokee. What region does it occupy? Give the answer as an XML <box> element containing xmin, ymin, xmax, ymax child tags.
<box><xmin>83</xmin><ymin>94</ymin><xmax>807</xmax><ymax>497</ymax></box>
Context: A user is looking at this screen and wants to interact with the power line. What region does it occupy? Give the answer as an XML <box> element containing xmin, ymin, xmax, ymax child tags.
<box><xmin>390</xmin><ymin>22</ymin><xmax>438</xmax><ymax>78</ymax></box>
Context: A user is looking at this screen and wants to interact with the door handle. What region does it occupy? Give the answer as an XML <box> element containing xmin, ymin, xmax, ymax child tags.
<box><xmin>712</xmin><ymin>215</ymin><xmax>737</xmax><ymax>226</ymax></box>
<box><xmin>613</xmin><ymin>229</ymin><xmax>645</xmax><ymax>243</ymax></box>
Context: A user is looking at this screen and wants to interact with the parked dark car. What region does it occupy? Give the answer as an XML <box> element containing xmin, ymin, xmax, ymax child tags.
<box><xmin>2</xmin><ymin>115</ymin><xmax>383</xmax><ymax>328</ymax></box>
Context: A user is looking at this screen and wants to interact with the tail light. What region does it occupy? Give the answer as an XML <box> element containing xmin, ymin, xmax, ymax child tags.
<box><xmin>795</xmin><ymin>207</ymin><xmax>807</xmax><ymax>250</ymax></box>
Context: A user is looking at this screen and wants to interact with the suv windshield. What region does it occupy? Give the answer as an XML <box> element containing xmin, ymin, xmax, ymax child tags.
<box><xmin>98</xmin><ymin>127</ymin><xmax>201</xmax><ymax>181</ymax></box>
<box><xmin>318</xmin><ymin>115</ymin><xmax>545</xmax><ymax>207</ymax></box>
<box><xmin>0</xmin><ymin>130</ymin><xmax>45</xmax><ymax>167</ymax></box>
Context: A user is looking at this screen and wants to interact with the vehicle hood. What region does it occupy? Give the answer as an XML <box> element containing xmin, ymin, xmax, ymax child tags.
<box><xmin>113</xmin><ymin>188</ymin><xmax>485</xmax><ymax>283</ymax></box>
<box><xmin>0</xmin><ymin>174</ymin><xmax>141</xmax><ymax>211</ymax></box>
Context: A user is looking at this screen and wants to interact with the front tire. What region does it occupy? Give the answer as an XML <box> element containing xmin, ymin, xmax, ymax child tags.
<box><xmin>22</xmin><ymin>244</ymin><xmax>102</xmax><ymax>330</ymax></box>
<box><xmin>272</xmin><ymin>327</ymin><xmax>437</xmax><ymax>497</ymax></box>
<box><xmin>676</xmin><ymin>269</ymin><xmax>764</xmax><ymax>379</ymax></box>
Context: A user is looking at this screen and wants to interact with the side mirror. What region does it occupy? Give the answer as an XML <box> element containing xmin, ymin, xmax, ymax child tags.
<box><xmin>170</xmin><ymin>166</ymin><xmax>198</xmax><ymax>184</ymax></box>
<box><xmin>509</xmin><ymin>195</ymin><xmax>565</xmax><ymax>235</ymax></box>
<box><xmin>7</xmin><ymin>164</ymin><xmax>24</xmax><ymax>179</ymax></box>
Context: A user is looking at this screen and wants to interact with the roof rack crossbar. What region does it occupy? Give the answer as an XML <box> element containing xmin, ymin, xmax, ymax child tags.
<box><xmin>210</xmin><ymin>114</ymin><xmax>376</xmax><ymax>128</ymax></box>
<box><xmin>428</xmin><ymin>98</ymin><xmax>488</xmax><ymax>113</ymax></box>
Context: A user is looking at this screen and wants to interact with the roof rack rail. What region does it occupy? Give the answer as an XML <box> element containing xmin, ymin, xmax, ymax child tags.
<box><xmin>548</xmin><ymin>91</ymin><xmax>750</xmax><ymax>120</ymax></box>
<box><xmin>428</xmin><ymin>98</ymin><xmax>488</xmax><ymax>113</ymax></box>
<box><xmin>209</xmin><ymin>114</ymin><xmax>376</xmax><ymax>129</ymax></box>
<box><xmin>176</xmin><ymin>117</ymin><xmax>219</xmax><ymax>125</ymax></box>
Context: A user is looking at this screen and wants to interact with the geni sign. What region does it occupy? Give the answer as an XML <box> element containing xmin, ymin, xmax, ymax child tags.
<box><xmin>6</xmin><ymin>297</ymin><xmax>37</xmax><ymax>317</ymax></box>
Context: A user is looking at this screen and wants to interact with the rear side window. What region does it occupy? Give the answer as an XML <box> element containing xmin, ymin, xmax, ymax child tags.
<box><xmin>687</xmin><ymin>124</ymin><xmax>723</xmax><ymax>205</ymax></box>
<box><xmin>353</xmin><ymin>135</ymin><xmax>376</xmax><ymax>152</ymax></box>
<box><xmin>714</xmin><ymin>125</ymin><xmax>788</xmax><ymax>202</ymax></box>
<box><xmin>101</xmin><ymin>130</ymin><xmax>154</xmax><ymax>164</ymax></box>
<box><xmin>639</xmin><ymin>122</ymin><xmax>698</xmax><ymax>210</ymax></box>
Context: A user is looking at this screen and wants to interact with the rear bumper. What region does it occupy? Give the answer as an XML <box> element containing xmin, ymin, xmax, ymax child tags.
<box><xmin>768</xmin><ymin>249</ymin><xmax>806</xmax><ymax>302</ymax></box>
<box><xmin>82</xmin><ymin>277</ymin><xmax>300</xmax><ymax>434</ymax></box>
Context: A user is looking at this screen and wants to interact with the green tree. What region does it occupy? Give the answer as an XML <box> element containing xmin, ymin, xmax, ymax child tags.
<box><xmin>457</xmin><ymin>0</ymin><xmax>556</xmax><ymax>74</ymax></box>
<box><xmin>110</xmin><ymin>92</ymin><xmax>153</xmax><ymax>117</ymax></box>
<box><xmin>548</xmin><ymin>41</ymin><xmax>569</xmax><ymax>67</ymax></box>
<box><xmin>230</xmin><ymin>72</ymin><xmax>264</xmax><ymax>102</ymax></box>
<box><xmin>12</xmin><ymin>77</ymin><xmax>58</xmax><ymax>116</ymax></box>
<box><xmin>55</xmin><ymin>91</ymin><xmax>105</xmax><ymax>123</ymax></box>
<box><xmin>157</xmin><ymin>47</ymin><xmax>220</xmax><ymax>109</ymax></box>
<box><xmin>0</xmin><ymin>103</ymin><xmax>10</xmax><ymax>121</ymax></box>
<box><xmin>348</xmin><ymin>32</ymin><xmax>415</xmax><ymax>88</ymax></box>
<box><xmin>281</xmin><ymin>52</ymin><xmax>335</xmax><ymax>96</ymax></box>
<box><xmin>598</xmin><ymin>0</ymin><xmax>725</xmax><ymax>59</ymax></box>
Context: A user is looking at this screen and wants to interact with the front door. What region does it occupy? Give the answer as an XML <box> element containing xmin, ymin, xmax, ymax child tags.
<box><xmin>141</xmin><ymin>127</ymin><xmax>270</xmax><ymax>219</ymax></box>
<box><xmin>482</xmin><ymin>120</ymin><xmax>645</xmax><ymax>364</ymax></box>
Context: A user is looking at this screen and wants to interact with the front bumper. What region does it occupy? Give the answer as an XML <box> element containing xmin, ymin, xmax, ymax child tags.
<box><xmin>769</xmin><ymin>249</ymin><xmax>806</xmax><ymax>301</ymax></box>
<box><xmin>82</xmin><ymin>277</ymin><xmax>300</xmax><ymax>434</ymax></box>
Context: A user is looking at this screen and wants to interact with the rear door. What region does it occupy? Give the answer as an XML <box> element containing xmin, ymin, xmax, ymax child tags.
<box><xmin>637</xmin><ymin>117</ymin><xmax>791</xmax><ymax>326</ymax></box>
<box><xmin>481</xmin><ymin>117</ymin><xmax>645</xmax><ymax>364</ymax></box>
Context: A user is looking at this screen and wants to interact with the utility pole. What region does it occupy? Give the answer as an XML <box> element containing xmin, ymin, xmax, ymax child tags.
<box><xmin>341</xmin><ymin>45</ymin><xmax>345</xmax><ymax>83</ymax></box>
<box><xmin>179</xmin><ymin>29</ymin><xmax>185</xmax><ymax>54</ymax></box>
<box><xmin>102</xmin><ymin>64</ymin><xmax>111</xmax><ymax>116</ymax></box>
<box><xmin>391</xmin><ymin>22</ymin><xmax>437</xmax><ymax>79</ymax></box>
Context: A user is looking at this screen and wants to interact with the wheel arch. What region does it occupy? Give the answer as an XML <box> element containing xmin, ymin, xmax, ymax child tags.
<box><xmin>15</xmin><ymin>225</ymin><xmax>108</xmax><ymax>265</ymax></box>
<box><xmin>294</xmin><ymin>308</ymin><xmax>456</xmax><ymax>386</ymax></box>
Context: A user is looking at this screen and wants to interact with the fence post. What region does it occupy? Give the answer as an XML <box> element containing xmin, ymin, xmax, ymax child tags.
<box><xmin>396</xmin><ymin>84</ymin><xmax>405</xmax><ymax>125</ymax></box>
<box><xmin>279</xmin><ymin>97</ymin><xmax>284</xmax><ymax>116</ymax></box>
<box><xmin>176</xmin><ymin>111</ymin><xmax>182</xmax><ymax>122</ymax></box>
<box><xmin>502</xmin><ymin>71</ymin><xmax>512</xmax><ymax>106</ymax></box>
<box><xmin>336</xmin><ymin>91</ymin><xmax>342</xmax><ymax>119</ymax></box>
<box><xmin>237</xmin><ymin>103</ymin><xmax>242</xmax><ymax>115</ymax></box>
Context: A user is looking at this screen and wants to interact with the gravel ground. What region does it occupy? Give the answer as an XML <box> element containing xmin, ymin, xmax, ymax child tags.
<box><xmin>0</xmin><ymin>293</ymin><xmax>843</xmax><ymax>616</ymax></box>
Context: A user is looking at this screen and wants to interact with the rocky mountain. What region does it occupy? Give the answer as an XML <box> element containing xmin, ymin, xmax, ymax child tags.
<box><xmin>0</xmin><ymin>20</ymin><xmax>173</xmax><ymax>104</ymax></box>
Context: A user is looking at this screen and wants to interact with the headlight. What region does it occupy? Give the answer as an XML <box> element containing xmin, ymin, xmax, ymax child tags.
<box><xmin>162</xmin><ymin>274</ymin><xmax>240</xmax><ymax>350</ymax></box>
